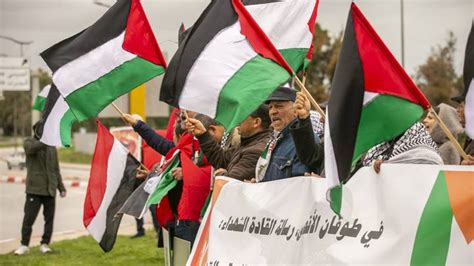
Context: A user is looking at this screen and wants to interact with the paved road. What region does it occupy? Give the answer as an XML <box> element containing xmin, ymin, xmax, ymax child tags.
<box><xmin>0</xmin><ymin>183</ymin><xmax>147</xmax><ymax>254</ymax></box>
<box><xmin>0</xmin><ymin>147</ymin><xmax>90</xmax><ymax>179</ymax></box>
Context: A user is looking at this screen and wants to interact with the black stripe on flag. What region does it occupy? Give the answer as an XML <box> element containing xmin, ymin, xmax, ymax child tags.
<box><xmin>160</xmin><ymin>0</ymin><xmax>239</xmax><ymax>106</ymax></box>
<box><xmin>328</xmin><ymin>9</ymin><xmax>365</xmax><ymax>184</ymax></box>
<box><xmin>40</xmin><ymin>0</ymin><xmax>131</xmax><ymax>72</ymax></box>
<box><xmin>463</xmin><ymin>22</ymin><xmax>474</xmax><ymax>94</ymax></box>
<box><xmin>99</xmin><ymin>154</ymin><xmax>139</xmax><ymax>252</ymax></box>
<box><xmin>34</xmin><ymin>84</ymin><xmax>60</xmax><ymax>140</ymax></box>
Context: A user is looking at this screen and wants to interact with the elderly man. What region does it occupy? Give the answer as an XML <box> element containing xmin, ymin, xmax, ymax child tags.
<box><xmin>185</xmin><ymin>105</ymin><xmax>272</xmax><ymax>181</ymax></box>
<box><xmin>255</xmin><ymin>86</ymin><xmax>323</xmax><ymax>182</ymax></box>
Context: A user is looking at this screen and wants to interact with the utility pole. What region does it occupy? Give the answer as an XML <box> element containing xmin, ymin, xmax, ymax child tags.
<box><xmin>400</xmin><ymin>0</ymin><xmax>405</xmax><ymax>68</ymax></box>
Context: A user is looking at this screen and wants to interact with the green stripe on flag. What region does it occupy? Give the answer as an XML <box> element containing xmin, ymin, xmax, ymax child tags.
<box><xmin>215</xmin><ymin>55</ymin><xmax>291</xmax><ymax>130</ymax></box>
<box><xmin>410</xmin><ymin>171</ymin><xmax>453</xmax><ymax>266</ymax></box>
<box><xmin>146</xmin><ymin>155</ymin><xmax>181</xmax><ymax>207</ymax></box>
<box><xmin>65</xmin><ymin>57</ymin><xmax>165</xmax><ymax>121</ymax></box>
<box><xmin>33</xmin><ymin>96</ymin><xmax>47</xmax><ymax>111</ymax></box>
<box><xmin>330</xmin><ymin>185</ymin><xmax>343</xmax><ymax>216</ymax></box>
<box><xmin>279</xmin><ymin>48</ymin><xmax>308</xmax><ymax>73</ymax></box>
<box><xmin>60</xmin><ymin>109</ymin><xmax>78</xmax><ymax>147</ymax></box>
<box><xmin>353</xmin><ymin>95</ymin><xmax>424</xmax><ymax>163</ymax></box>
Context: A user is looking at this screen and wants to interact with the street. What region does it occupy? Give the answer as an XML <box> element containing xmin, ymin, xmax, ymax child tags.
<box><xmin>0</xmin><ymin>183</ymin><xmax>145</xmax><ymax>254</ymax></box>
<box><xmin>0</xmin><ymin>147</ymin><xmax>90</xmax><ymax>179</ymax></box>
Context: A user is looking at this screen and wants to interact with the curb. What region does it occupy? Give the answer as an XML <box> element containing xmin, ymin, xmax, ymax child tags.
<box><xmin>0</xmin><ymin>175</ymin><xmax>88</xmax><ymax>188</ymax></box>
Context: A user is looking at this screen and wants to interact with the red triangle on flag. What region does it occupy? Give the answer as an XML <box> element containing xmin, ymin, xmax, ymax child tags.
<box><xmin>123</xmin><ymin>0</ymin><xmax>167</xmax><ymax>67</ymax></box>
<box><xmin>351</xmin><ymin>3</ymin><xmax>429</xmax><ymax>109</ymax></box>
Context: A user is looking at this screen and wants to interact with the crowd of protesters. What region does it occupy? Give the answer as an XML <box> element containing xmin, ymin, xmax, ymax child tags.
<box><xmin>14</xmin><ymin>83</ymin><xmax>472</xmax><ymax>255</ymax></box>
<box><xmin>116</xmin><ymin>85</ymin><xmax>474</xmax><ymax>249</ymax></box>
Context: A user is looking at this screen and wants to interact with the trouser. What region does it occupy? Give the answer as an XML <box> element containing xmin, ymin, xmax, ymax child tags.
<box><xmin>135</xmin><ymin>217</ymin><xmax>145</xmax><ymax>235</ymax></box>
<box><xmin>135</xmin><ymin>205</ymin><xmax>161</xmax><ymax>236</ymax></box>
<box><xmin>175</xmin><ymin>220</ymin><xmax>200</xmax><ymax>248</ymax></box>
<box><xmin>21</xmin><ymin>194</ymin><xmax>55</xmax><ymax>246</ymax></box>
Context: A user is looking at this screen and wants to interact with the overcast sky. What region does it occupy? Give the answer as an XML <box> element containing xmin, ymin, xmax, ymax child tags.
<box><xmin>1</xmin><ymin>0</ymin><xmax>472</xmax><ymax>76</ymax></box>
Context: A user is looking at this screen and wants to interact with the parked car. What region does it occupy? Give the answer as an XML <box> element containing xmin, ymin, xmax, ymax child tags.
<box><xmin>5</xmin><ymin>152</ymin><xmax>26</xmax><ymax>170</ymax></box>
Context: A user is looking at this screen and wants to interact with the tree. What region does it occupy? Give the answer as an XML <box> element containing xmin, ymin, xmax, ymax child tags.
<box><xmin>305</xmin><ymin>23</ymin><xmax>343</xmax><ymax>103</ymax></box>
<box><xmin>415</xmin><ymin>32</ymin><xmax>463</xmax><ymax>106</ymax></box>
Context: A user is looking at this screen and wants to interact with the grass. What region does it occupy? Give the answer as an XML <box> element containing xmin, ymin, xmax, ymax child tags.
<box><xmin>57</xmin><ymin>147</ymin><xmax>93</xmax><ymax>165</ymax></box>
<box><xmin>0</xmin><ymin>232</ymin><xmax>165</xmax><ymax>265</ymax></box>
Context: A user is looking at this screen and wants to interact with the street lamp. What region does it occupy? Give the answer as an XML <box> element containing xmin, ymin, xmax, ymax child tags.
<box><xmin>0</xmin><ymin>35</ymin><xmax>33</xmax><ymax>57</ymax></box>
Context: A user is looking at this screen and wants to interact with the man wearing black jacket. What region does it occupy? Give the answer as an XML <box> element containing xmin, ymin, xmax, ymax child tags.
<box><xmin>290</xmin><ymin>91</ymin><xmax>325</xmax><ymax>175</ymax></box>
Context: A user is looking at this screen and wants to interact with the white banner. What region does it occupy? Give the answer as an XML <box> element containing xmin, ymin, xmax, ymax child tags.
<box><xmin>189</xmin><ymin>164</ymin><xmax>474</xmax><ymax>265</ymax></box>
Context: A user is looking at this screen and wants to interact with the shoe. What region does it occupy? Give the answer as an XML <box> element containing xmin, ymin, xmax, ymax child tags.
<box><xmin>39</xmin><ymin>244</ymin><xmax>52</xmax><ymax>253</ymax></box>
<box><xmin>130</xmin><ymin>231</ymin><xmax>145</xmax><ymax>239</ymax></box>
<box><xmin>14</xmin><ymin>245</ymin><xmax>29</xmax><ymax>255</ymax></box>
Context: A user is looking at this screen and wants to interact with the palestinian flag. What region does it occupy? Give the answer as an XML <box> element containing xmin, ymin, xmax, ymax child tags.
<box><xmin>41</xmin><ymin>0</ymin><xmax>166</xmax><ymax>121</ymax></box>
<box><xmin>34</xmin><ymin>84</ymin><xmax>78</xmax><ymax>147</ymax></box>
<box><xmin>160</xmin><ymin>0</ymin><xmax>319</xmax><ymax>130</ymax></box>
<box><xmin>462</xmin><ymin>22</ymin><xmax>474</xmax><ymax>139</ymax></box>
<box><xmin>32</xmin><ymin>84</ymin><xmax>51</xmax><ymax>111</ymax></box>
<box><xmin>324</xmin><ymin>3</ymin><xmax>430</xmax><ymax>213</ymax></box>
<box><xmin>83</xmin><ymin>120</ymin><xmax>139</xmax><ymax>252</ymax></box>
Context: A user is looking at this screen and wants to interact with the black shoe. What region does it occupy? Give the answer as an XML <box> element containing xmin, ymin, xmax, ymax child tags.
<box><xmin>130</xmin><ymin>231</ymin><xmax>145</xmax><ymax>239</ymax></box>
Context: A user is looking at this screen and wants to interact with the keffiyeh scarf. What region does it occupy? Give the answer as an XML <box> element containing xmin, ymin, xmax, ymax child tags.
<box><xmin>362</xmin><ymin>122</ymin><xmax>440</xmax><ymax>166</ymax></box>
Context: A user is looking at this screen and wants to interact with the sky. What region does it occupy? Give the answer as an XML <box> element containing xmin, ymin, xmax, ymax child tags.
<box><xmin>0</xmin><ymin>0</ymin><xmax>473</xmax><ymax>76</ymax></box>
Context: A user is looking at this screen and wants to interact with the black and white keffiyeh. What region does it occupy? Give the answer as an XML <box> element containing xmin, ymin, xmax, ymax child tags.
<box><xmin>362</xmin><ymin>122</ymin><xmax>440</xmax><ymax>166</ymax></box>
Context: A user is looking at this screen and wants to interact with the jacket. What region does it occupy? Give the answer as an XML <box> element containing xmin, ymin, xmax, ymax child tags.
<box><xmin>290</xmin><ymin>116</ymin><xmax>324</xmax><ymax>173</ymax></box>
<box><xmin>197</xmin><ymin>129</ymin><xmax>271</xmax><ymax>181</ymax></box>
<box><xmin>24</xmin><ymin>138</ymin><xmax>66</xmax><ymax>197</ymax></box>
<box><xmin>262</xmin><ymin>119</ymin><xmax>316</xmax><ymax>182</ymax></box>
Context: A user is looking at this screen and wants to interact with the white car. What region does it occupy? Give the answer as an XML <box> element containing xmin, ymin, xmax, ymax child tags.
<box><xmin>5</xmin><ymin>152</ymin><xmax>26</xmax><ymax>170</ymax></box>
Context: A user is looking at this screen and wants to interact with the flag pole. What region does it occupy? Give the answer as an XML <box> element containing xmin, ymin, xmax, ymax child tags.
<box><xmin>110</xmin><ymin>102</ymin><xmax>150</xmax><ymax>171</ymax></box>
<box><xmin>111</xmin><ymin>102</ymin><xmax>125</xmax><ymax>117</ymax></box>
<box><xmin>293</xmin><ymin>75</ymin><xmax>326</xmax><ymax>120</ymax></box>
<box><xmin>428</xmin><ymin>107</ymin><xmax>468</xmax><ymax>160</ymax></box>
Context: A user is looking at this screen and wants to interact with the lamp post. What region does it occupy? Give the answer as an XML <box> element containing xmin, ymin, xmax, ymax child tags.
<box><xmin>400</xmin><ymin>0</ymin><xmax>405</xmax><ymax>68</ymax></box>
<box><xmin>0</xmin><ymin>35</ymin><xmax>33</xmax><ymax>150</ymax></box>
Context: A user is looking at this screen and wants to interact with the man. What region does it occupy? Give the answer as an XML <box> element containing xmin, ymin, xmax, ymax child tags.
<box><xmin>291</xmin><ymin>91</ymin><xmax>325</xmax><ymax>174</ymax></box>
<box><xmin>14</xmin><ymin>128</ymin><xmax>66</xmax><ymax>255</ymax></box>
<box><xmin>185</xmin><ymin>105</ymin><xmax>272</xmax><ymax>181</ymax></box>
<box><xmin>255</xmin><ymin>86</ymin><xmax>322</xmax><ymax>182</ymax></box>
<box><xmin>122</xmin><ymin>113</ymin><xmax>216</xmax><ymax>247</ymax></box>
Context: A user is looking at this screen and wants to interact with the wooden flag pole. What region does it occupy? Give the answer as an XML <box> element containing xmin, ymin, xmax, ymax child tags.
<box><xmin>293</xmin><ymin>75</ymin><xmax>326</xmax><ymax>120</ymax></box>
<box><xmin>110</xmin><ymin>102</ymin><xmax>150</xmax><ymax>171</ymax></box>
<box><xmin>111</xmin><ymin>102</ymin><xmax>125</xmax><ymax>117</ymax></box>
<box><xmin>429</xmin><ymin>107</ymin><xmax>468</xmax><ymax>160</ymax></box>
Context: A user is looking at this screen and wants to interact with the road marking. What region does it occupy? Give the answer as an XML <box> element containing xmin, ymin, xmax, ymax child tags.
<box><xmin>0</xmin><ymin>238</ymin><xmax>16</xmax><ymax>244</ymax></box>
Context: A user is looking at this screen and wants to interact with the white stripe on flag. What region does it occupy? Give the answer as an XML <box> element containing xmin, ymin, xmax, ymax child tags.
<box><xmin>246</xmin><ymin>0</ymin><xmax>315</xmax><ymax>50</ymax></box>
<box><xmin>363</xmin><ymin>92</ymin><xmax>378</xmax><ymax>106</ymax></box>
<box><xmin>179</xmin><ymin>21</ymin><xmax>257</xmax><ymax>118</ymax></box>
<box><xmin>39</xmin><ymin>96</ymin><xmax>70</xmax><ymax>146</ymax></box>
<box><xmin>324</xmin><ymin>111</ymin><xmax>340</xmax><ymax>189</ymax></box>
<box><xmin>52</xmin><ymin>32</ymin><xmax>135</xmax><ymax>98</ymax></box>
<box><xmin>39</xmin><ymin>84</ymin><xmax>51</xmax><ymax>97</ymax></box>
<box><xmin>86</xmin><ymin>139</ymin><xmax>128</xmax><ymax>243</ymax></box>
<box><xmin>464</xmin><ymin>78</ymin><xmax>474</xmax><ymax>139</ymax></box>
